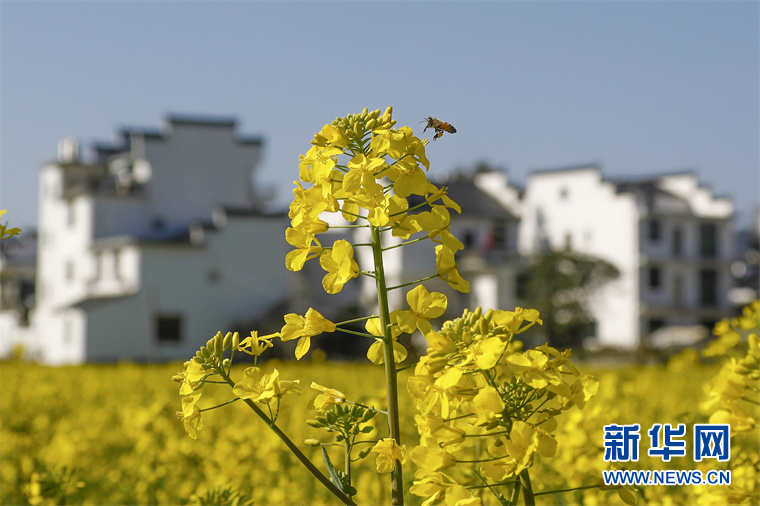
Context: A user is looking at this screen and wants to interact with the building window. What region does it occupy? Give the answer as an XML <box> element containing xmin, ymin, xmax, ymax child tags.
<box><xmin>672</xmin><ymin>227</ymin><xmax>682</xmax><ymax>257</ymax></box>
<box><xmin>491</xmin><ymin>220</ymin><xmax>507</xmax><ymax>250</ymax></box>
<box><xmin>463</xmin><ymin>230</ymin><xmax>475</xmax><ymax>248</ymax></box>
<box><xmin>699</xmin><ymin>223</ymin><xmax>718</xmax><ymax>258</ymax></box>
<box><xmin>648</xmin><ymin>266</ymin><xmax>662</xmax><ymax>289</ymax></box>
<box><xmin>672</xmin><ymin>274</ymin><xmax>683</xmax><ymax>308</ymax></box>
<box><xmin>152</xmin><ymin>217</ymin><xmax>166</xmax><ymax>230</ymax></box>
<box><xmin>66</xmin><ymin>260</ymin><xmax>75</xmax><ymax>282</ymax></box>
<box><xmin>701</xmin><ymin>319</ymin><xmax>718</xmax><ymax>332</ymax></box>
<box><xmin>156</xmin><ymin>315</ymin><xmax>183</xmax><ymax>343</ymax></box>
<box><xmin>515</xmin><ymin>272</ymin><xmax>529</xmax><ymax>300</ymax></box>
<box><xmin>648</xmin><ymin>318</ymin><xmax>665</xmax><ymax>334</ymax></box>
<box><xmin>113</xmin><ymin>250</ymin><xmax>121</xmax><ymax>281</ymax></box>
<box><xmin>647</xmin><ymin>220</ymin><xmax>661</xmax><ymax>242</ymax></box>
<box><xmin>699</xmin><ymin>269</ymin><xmax>718</xmax><ymax>307</ymax></box>
<box><xmin>67</xmin><ymin>200</ymin><xmax>76</xmax><ymax>227</ymax></box>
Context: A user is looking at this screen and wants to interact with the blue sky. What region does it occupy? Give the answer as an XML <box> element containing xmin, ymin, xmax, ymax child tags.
<box><xmin>2</xmin><ymin>1</ymin><xmax>758</xmax><ymax>230</ymax></box>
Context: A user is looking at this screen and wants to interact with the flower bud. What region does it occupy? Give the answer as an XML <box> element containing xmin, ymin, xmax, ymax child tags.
<box><xmin>479</xmin><ymin>316</ymin><xmax>490</xmax><ymax>336</ymax></box>
<box><xmin>312</xmin><ymin>134</ymin><xmax>327</xmax><ymax>147</ymax></box>
<box><xmin>365</xmin><ymin>118</ymin><xmax>376</xmax><ymax>130</ymax></box>
<box><xmin>222</xmin><ymin>332</ymin><xmax>232</xmax><ymax>351</ymax></box>
<box><xmin>232</xmin><ymin>332</ymin><xmax>240</xmax><ymax>349</ymax></box>
<box><xmin>222</xmin><ymin>358</ymin><xmax>231</xmax><ymax>369</ymax></box>
<box><xmin>304</xmin><ymin>439</ymin><xmax>322</xmax><ymax>447</ymax></box>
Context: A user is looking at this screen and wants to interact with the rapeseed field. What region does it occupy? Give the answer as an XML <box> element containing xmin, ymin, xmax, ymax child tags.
<box><xmin>1</xmin><ymin>353</ymin><xmax>756</xmax><ymax>505</ymax></box>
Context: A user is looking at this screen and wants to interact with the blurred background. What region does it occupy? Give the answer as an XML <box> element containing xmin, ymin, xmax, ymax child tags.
<box><xmin>1</xmin><ymin>2</ymin><xmax>758</xmax><ymax>364</ymax></box>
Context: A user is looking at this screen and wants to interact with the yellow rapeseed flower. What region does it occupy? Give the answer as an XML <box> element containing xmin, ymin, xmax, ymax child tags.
<box><xmin>280</xmin><ymin>308</ymin><xmax>336</xmax><ymax>360</ymax></box>
<box><xmin>371</xmin><ymin>438</ymin><xmax>407</xmax><ymax>474</ymax></box>
<box><xmin>395</xmin><ymin>284</ymin><xmax>448</xmax><ymax>336</ymax></box>
<box><xmin>319</xmin><ymin>239</ymin><xmax>360</xmax><ymax>294</ymax></box>
<box><xmin>308</xmin><ymin>382</ymin><xmax>347</xmax><ymax>410</ymax></box>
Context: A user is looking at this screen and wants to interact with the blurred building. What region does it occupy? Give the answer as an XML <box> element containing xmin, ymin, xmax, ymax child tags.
<box><xmin>0</xmin><ymin>232</ymin><xmax>37</xmax><ymax>357</ymax></box>
<box><xmin>3</xmin><ymin>117</ymin><xmax>744</xmax><ymax>362</ymax></box>
<box><xmin>728</xmin><ymin>208</ymin><xmax>760</xmax><ymax>307</ymax></box>
<box><xmin>387</xmin><ymin>171</ymin><xmax>523</xmax><ymax>319</ymax></box>
<box><xmin>24</xmin><ymin>115</ymin><xmax>289</xmax><ymax>364</ymax></box>
<box><xmin>519</xmin><ymin>165</ymin><xmax>734</xmax><ymax>349</ymax></box>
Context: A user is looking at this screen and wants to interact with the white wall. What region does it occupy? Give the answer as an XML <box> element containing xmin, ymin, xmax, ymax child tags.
<box><xmin>83</xmin><ymin>214</ymin><xmax>289</xmax><ymax>362</ymax></box>
<box><xmin>140</xmin><ymin>122</ymin><xmax>260</xmax><ymax>227</ymax></box>
<box><xmin>520</xmin><ymin>168</ymin><xmax>641</xmax><ymax>348</ymax></box>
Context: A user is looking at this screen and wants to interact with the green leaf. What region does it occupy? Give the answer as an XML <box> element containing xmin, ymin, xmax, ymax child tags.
<box><xmin>321</xmin><ymin>447</ymin><xmax>346</xmax><ymax>494</ymax></box>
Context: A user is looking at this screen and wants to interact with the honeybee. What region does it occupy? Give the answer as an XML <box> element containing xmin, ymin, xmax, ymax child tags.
<box><xmin>421</xmin><ymin>117</ymin><xmax>457</xmax><ymax>140</ymax></box>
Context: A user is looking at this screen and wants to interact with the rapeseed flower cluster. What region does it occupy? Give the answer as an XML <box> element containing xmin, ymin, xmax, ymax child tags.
<box><xmin>286</xmin><ymin>107</ymin><xmax>466</xmax><ymax>273</ymax></box>
<box><xmin>175</xmin><ymin>331</ymin><xmax>302</xmax><ymax>439</ymax></box>
<box><xmin>407</xmin><ymin>307</ymin><xmax>598</xmax><ymax>505</ymax></box>
<box><xmin>697</xmin><ymin>301</ymin><xmax>759</xmax><ymax>505</ymax></box>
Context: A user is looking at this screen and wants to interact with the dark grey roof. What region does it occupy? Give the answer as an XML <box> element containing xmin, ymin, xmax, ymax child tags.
<box><xmin>167</xmin><ymin>113</ymin><xmax>237</xmax><ymax>127</ymax></box>
<box><xmin>529</xmin><ymin>163</ymin><xmax>600</xmax><ymax>175</ymax></box>
<box><xmin>94</xmin><ymin>114</ymin><xmax>263</xmax><ymax>156</ymax></box>
<box><xmin>71</xmin><ymin>293</ymin><xmax>136</xmax><ymax>312</ymax></box>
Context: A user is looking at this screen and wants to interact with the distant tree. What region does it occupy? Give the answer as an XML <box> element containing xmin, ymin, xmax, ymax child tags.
<box><xmin>519</xmin><ymin>249</ymin><xmax>620</xmax><ymax>349</ymax></box>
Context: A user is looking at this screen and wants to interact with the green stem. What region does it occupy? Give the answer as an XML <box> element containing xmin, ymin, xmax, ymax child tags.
<box><xmin>335</xmin><ymin>327</ymin><xmax>376</xmax><ymax>339</ymax></box>
<box><xmin>382</xmin><ymin>235</ymin><xmax>428</xmax><ymax>251</ymax></box>
<box><xmin>215</xmin><ymin>366</ymin><xmax>356</xmax><ymax>505</ymax></box>
<box><xmin>336</xmin><ymin>315</ymin><xmax>377</xmax><ymax>326</ymax></box>
<box><xmin>345</xmin><ymin>443</ymin><xmax>352</xmax><ymax>495</ymax></box>
<box><xmin>509</xmin><ymin>473</ymin><xmax>521</xmax><ymax>506</ymax></box>
<box><xmin>455</xmin><ymin>455</ymin><xmax>508</xmax><ymax>463</ymax></box>
<box><xmin>371</xmin><ymin>224</ymin><xmax>404</xmax><ymax>506</ymax></box>
<box><xmin>387</xmin><ymin>273</ymin><xmax>440</xmax><ymax>291</ymax></box>
<box><xmin>533</xmin><ymin>484</ymin><xmax>600</xmax><ymax>497</ymax></box>
<box><xmin>520</xmin><ymin>469</ymin><xmax>535</xmax><ymax>506</ymax></box>
<box><xmin>198</xmin><ymin>397</ymin><xmax>241</xmax><ymax>412</ymax></box>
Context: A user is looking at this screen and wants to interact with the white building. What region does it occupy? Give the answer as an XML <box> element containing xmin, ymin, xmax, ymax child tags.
<box><xmin>28</xmin><ymin>115</ymin><xmax>290</xmax><ymax>364</ymax></box>
<box><xmin>519</xmin><ymin>165</ymin><xmax>734</xmax><ymax>349</ymax></box>
<box><xmin>5</xmin><ymin>119</ymin><xmax>739</xmax><ymax>362</ymax></box>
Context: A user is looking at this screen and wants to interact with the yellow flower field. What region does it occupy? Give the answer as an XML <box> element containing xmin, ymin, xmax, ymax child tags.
<box><xmin>1</xmin><ymin>350</ymin><xmax>757</xmax><ymax>505</ymax></box>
